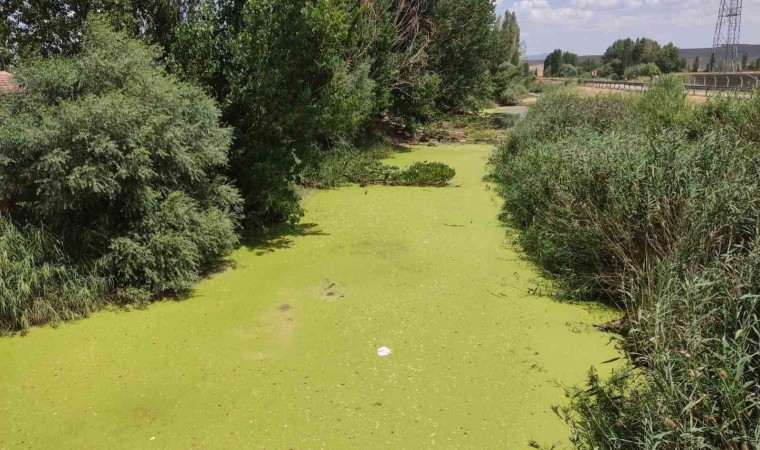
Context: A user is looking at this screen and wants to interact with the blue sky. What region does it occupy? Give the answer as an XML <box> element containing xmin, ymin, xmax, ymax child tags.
<box><xmin>496</xmin><ymin>0</ymin><xmax>760</xmax><ymax>55</ymax></box>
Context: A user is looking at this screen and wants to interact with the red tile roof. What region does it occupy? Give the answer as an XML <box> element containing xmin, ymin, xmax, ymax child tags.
<box><xmin>0</xmin><ymin>71</ymin><xmax>22</xmax><ymax>93</ymax></box>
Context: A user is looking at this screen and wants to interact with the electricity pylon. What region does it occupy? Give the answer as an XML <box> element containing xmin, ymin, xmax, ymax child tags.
<box><xmin>711</xmin><ymin>0</ymin><xmax>742</xmax><ymax>72</ymax></box>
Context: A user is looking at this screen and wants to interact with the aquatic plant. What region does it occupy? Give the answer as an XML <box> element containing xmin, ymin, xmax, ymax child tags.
<box><xmin>0</xmin><ymin>218</ymin><xmax>106</xmax><ymax>334</ymax></box>
<box><xmin>492</xmin><ymin>79</ymin><xmax>760</xmax><ymax>447</ymax></box>
<box><xmin>301</xmin><ymin>147</ymin><xmax>455</xmax><ymax>188</ymax></box>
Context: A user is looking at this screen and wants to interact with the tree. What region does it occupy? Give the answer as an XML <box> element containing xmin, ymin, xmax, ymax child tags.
<box><xmin>3</xmin><ymin>0</ymin><xmax>195</xmax><ymax>59</ymax></box>
<box><xmin>0</xmin><ymin>19</ymin><xmax>240</xmax><ymax>294</ymax></box>
<box><xmin>544</xmin><ymin>49</ymin><xmax>562</xmax><ymax>76</ymax></box>
<box><xmin>741</xmin><ymin>52</ymin><xmax>748</xmax><ymax>70</ymax></box>
<box><xmin>427</xmin><ymin>0</ymin><xmax>496</xmax><ymax>111</ymax></box>
<box><xmin>691</xmin><ymin>56</ymin><xmax>700</xmax><ymax>73</ymax></box>
<box><xmin>603</xmin><ymin>38</ymin><xmax>635</xmax><ymax>75</ymax></box>
<box><xmin>229</xmin><ymin>0</ymin><xmax>378</xmax><ymax>224</ymax></box>
<box><xmin>707</xmin><ymin>53</ymin><xmax>716</xmax><ymax>72</ymax></box>
<box><xmin>655</xmin><ymin>43</ymin><xmax>681</xmax><ymax>73</ymax></box>
<box><xmin>493</xmin><ymin>11</ymin><xmax>520</xmax><ymax>68</ymax></box>
<box><xmin>632</xmin><ymin>38</ymin><xmax>660</xmax><ymax>64</ymax></box>
<box><xmin>561</xmin><ymin>51</ymin><xmax>578</xmax><ymax>66</ymax></box>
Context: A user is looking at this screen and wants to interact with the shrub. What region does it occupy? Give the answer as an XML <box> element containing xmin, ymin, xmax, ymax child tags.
<box><xmin>0</xmin><ymin>19</ymin><xmax>240</xmax><ymax>327</ymax></box>
<box><xmin>301</xmin><ymin>148</ymin><xmax>455</xmax><ymax>188</ymax></box>
<box><xmin>393</xmin><ymin>161</ymin><xmax>456</xmax><ymax>186</ymax></box>
<box><xmin>497</xmin><ymin>84</ymin><xmax>528</xmax><ymax>106</ymax></box>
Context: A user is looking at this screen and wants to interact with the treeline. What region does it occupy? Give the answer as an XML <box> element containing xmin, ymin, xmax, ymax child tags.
<box><xmin>544</xmin><ymin>37</ymin><xmax>685</xmax><ymax>79</ymax></box>
<box><xmin>708</xmin><ymin>52</ymin><xmax>760</xmax><ymax>72</ymax></box>
<box><xmin>491</xmin><ymin>80</ymin><xmax>760</xmax><ymax>447</ymax></box>
<box><xmin>0</xmin><ymin>1</ymin><xmax>525</xmax><ymax>333</ymax></box>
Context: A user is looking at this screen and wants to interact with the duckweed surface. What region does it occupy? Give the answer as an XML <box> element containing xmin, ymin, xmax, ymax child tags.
<box><xmin>0</xmin><ymin>144</ymin><xmax>619</xmax><ymax>449</ymax></box>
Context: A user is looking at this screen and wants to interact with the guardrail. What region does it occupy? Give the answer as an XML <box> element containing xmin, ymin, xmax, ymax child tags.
<box><xmin>583</xmin><ymin>80</ymin><xmax>646</xmax><ymax>91</ymax></box>
<box><xmin>581</xmin><ymin>79</ymin><xmax>756</xmax><ymax>97</ymax></box>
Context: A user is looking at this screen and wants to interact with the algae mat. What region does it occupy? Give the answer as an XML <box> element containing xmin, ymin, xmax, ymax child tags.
<box><xmin>0</xmin><ymin>144</ymin><xmax>619</xmax><ymax>449</ymax></box>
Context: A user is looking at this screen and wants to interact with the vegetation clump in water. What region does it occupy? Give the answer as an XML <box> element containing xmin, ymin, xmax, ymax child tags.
<box><xmin>491</xmin><ymin>78</ymin><xmax>760</xmax><ymax>447</ymax></box>
<box><xmin>301</xmin><ymin>146</ymin><xmax>455</xmax><ymax>188</ymax></box>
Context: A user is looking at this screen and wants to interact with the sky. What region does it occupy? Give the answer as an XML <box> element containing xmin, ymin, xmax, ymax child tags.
<box><xmin>496</xmin><ymin>0</ymin><xmax>760</xmax><ymax>56</ymax></box>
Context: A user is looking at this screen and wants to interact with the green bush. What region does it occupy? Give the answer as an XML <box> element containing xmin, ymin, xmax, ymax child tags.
<box><xmin>301</xmin><ymin>148</ymin><xmax>455</xmax><ymax>188</ymax></box>
<box><xmin>0</xmin><ymin>20</ymin><xmax>240</xmax><ymax>329</ymax></box>
<box><xmin>497</xmin><ymin>84</ymin><xmax>528</xmax><ymax>106</ymax></box>
<box><xmin>492</xmin><ymin>85</ymin><xmax>760</xmax><ymax>446</ymax></box>
<box><xmin>394</xmin><ymin>161</ymin><xmax>456</xmax><ymax>186</ymax></box>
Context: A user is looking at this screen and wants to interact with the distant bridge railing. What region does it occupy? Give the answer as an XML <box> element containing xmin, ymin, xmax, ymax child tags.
<box><xmin>581</xmin><ymin>78</ymin><xmax>757</xmax><ymax>96</ymax></box>
<box><xmin>582</xmin><ymin>80</ymin><xmax>646</xmax><ymax>91</ymax></box>
<box><xmin>688</xmin><ymin>73</ymin><xmax>760</xmax><ymax>89</ymax></box>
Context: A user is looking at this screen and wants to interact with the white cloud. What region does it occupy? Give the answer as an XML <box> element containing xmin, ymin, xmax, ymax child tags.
<box><xmin>514</xmin><ymin>0</ymin><xmax>594</xmax><ymax>25</ymax></box>
<box><xmin>528</xmin><ymin>7</ymin><xmax>594</xmax><ymax>24</ymax></box>
<box><xmin>571</xmin><ymin>0</ymin><xmax>642</xmax><ymax>8</ymax></box>
<box><xmin>514</xmin><ymin>0</ymin><xmax>550</xmax><ymax>10</ymax></box>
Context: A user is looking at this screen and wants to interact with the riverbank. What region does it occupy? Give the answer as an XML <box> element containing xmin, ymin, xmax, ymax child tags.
<box><xmin>0</xmin><ymin>144</ymin><xmax>619</xmax><ymax>448</ymax></box>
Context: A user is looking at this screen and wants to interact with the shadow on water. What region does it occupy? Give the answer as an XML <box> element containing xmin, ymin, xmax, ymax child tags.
<box><xmin>242</xmin><ymin>222</ymin><xmax>329</xmax><ymax>256</ymax></box>
<box><xmin>388</xmin><ymin>142</ymin><xmax>412</xmax><ymax>153</ymax></box>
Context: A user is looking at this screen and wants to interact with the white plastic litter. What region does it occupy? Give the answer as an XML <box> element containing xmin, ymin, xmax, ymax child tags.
<box><xmin>376</xmin><ymin>346</ymin><xmax>392</xmax><ymax>356</ymax></box>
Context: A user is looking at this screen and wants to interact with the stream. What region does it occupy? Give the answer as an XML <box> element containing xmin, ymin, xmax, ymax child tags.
<box><xmin>0</xmin><ymin>143</ymin><xmax>619</xmax><ymax>448</ymax></box>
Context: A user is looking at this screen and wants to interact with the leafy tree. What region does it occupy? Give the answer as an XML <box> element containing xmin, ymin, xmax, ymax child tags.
<box><xmin>603</xmin><ymin>38</ymin><xmax>635</xmax><ymax>75</ymax></box>
<box><xmin>632</xmin><ymin>38</ymin><xmax>660</xmax><ymax>64</ymax></box>
<box><xmin>741</xmin><ymin>52</ymin><xmax>748</xmax><ymax>70</ymax></box>
<box><xmin>691</xmin><ymin>56</ymin><xmax>700</xmax><ymax>73</ymax></box>
<box><xmin>579</xmin><ymin>58</ymin><xmax>599</xmax><ymax>73</ymax></box>
<box><xmin>229</xmin><ymin>0</ymin><xmax>377</xmax><ymax>224</ymax></box>
<box><xmin>561</xmin><ymin>51</ymin><xmax>578</xmax><ymax>66</ymax></box>
<box><xmin>654</xmin><ymin>43</ymin><xmax>681</xmax><ymax>73</ymax></box>
<box><xmin>427</xmin><ymin>0</ymin><xmax>495</xmax><ymax>111</ymax></box>
<box><xmin>543</xmin><ymin>49</ymin><xmax>578</xmax><ymax>77</ymax></box>
<box><xmin>493</xmin><ymin>11</ymin><xmax>520</xmax><ymax>68</ymax></box>
<box><xmin>3</xmin><ymin>0</ymin><xmax>194</xmax><ymax>59</ymax></box>
<box><xmin>0</xmin><ymin>19</ymin><xmax>240</xmax><ymax>294</ymax></box>
<box><xmin>603</xmin><ymin>38</ymin><xmax>681</xmax><ymax>75</ymax></box>
<box><xmin>544</xmin><ymin>49</ymin><xmax>562</xmax><ymax>76</ymax></box>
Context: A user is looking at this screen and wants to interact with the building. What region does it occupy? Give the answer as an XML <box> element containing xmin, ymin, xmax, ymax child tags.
<box><xmin>0</xmin><ymin>71</ymin><xmax>22</xmax><ymax>93</ymax></box>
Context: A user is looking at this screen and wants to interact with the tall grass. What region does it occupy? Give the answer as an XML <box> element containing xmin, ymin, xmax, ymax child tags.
<box><xmin>492</xmin><ymin>78</ymin><xmax>760</xmax><ymax>447</ymax></box>
<box><xmin>0</xmin><ymin>218</ymin><xmax>106</xmax><ymax>334</ymax></box>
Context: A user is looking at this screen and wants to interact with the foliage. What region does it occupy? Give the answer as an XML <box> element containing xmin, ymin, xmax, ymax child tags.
<box><xmin>301</xmin><ymin>146</ymin><xmax>455</xmax><ymax>188</ymax></box>
<box><xmin>427</xmin><ymin>0</ymin><xmax>496</xmax><ymax>112</ymax></box>
<box><xmin>497</xmin><ymin>84</ymin><xmax>528</xmax><ymax>106</ymax></box>
<box><xmin>493</xmin><ymin>12</ymin><xmax>521</xmax><ymax>68</ymax></box>
<box><xmin>3</xmin><ymin>0</ymin><xmax>193</xmax><ymax>59</ymax></box>
<box><xmin>602</xmin><ymin>37</ymin><xmax>684</xmax><ymax>76</ymax></box>
<box><xmin>225</xmin><ymin>0</ymin><xmax>376</xmax><ymax>225</ymax></box>
<box><xmin>0</xmin><ymin>20</ymin><xmax>240</xmax><ymax>318</ymax></box>
<box><xmin>543</xmin><ymin>49</ymin><xmax>578</xmax><ymax>77</ymax></box>
<box><xmin>0</xmin><ymin>217</ymin><xmax>107</xmax><ymax>334</ymax></box>
<box><xmin>489</xmin><ymin>11</ymin><xmax>531</xmax><ymax>105</ymax></box>
<box><xmin>491</xmin><ymin>83</ymin><xmax>760</xmax><ymax>447</ymax></box>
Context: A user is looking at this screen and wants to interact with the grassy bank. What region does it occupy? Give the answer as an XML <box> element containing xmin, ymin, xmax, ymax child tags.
<box><xmin>491</xmin><ymin>79</ymin><xmax>760</xmax><ymax>447</ymax></box>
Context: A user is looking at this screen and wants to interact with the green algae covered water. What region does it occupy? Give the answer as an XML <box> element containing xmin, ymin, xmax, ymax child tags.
<box><xmin>0</xmin><ymin>144</ymin><xmax>619</xmax><ymax>449</ymax></box>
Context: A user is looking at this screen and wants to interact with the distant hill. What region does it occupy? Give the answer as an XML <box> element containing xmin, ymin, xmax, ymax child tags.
<box><xmin>526</xmin><ymin>52</ymin><xmax>549</xmax><ymax>61</ymax></box>
<box><xmin>528</xmin><ymin>44</ymin><xmax>760</xmax><ymax>69</ymax></box>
